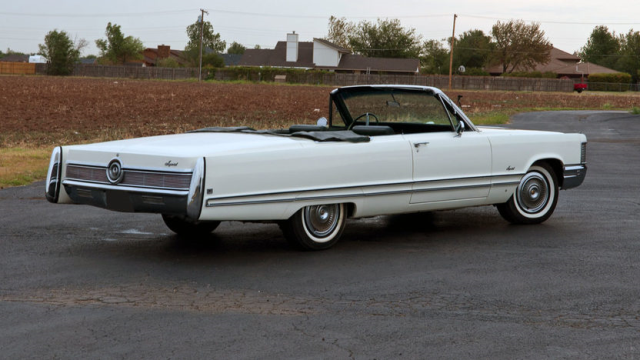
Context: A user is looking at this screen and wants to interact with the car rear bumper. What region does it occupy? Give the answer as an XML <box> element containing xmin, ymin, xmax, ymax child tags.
<box><xmin>562</xmin><ymin>164</ymin><xmax>587</xmax><ymax>189</ymax></box>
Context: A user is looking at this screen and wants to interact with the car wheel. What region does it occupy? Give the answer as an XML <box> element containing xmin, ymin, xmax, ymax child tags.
<box><xmin>497</xmin><ymin>164</ymin><xmax>558</xmax><ymax>224</ymax></box>
<box><xmin>280</xmin><ymin>204</ymin><xmax>346</xmax><ymax>250</ymax></box>
<box><xmin>162</xmin><ymin>214</ymin><xmax>220</xmax><ymax>236</ymax></box>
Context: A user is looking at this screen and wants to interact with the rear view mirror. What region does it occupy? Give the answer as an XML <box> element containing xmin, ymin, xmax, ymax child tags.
<box><xmin>457</xmin><ymin>121</ymin><xmax>465</xmax><ymax>136</ymax></box>
<box><xmin>386</xmin><ymin>101</ymin><xmax>400</xmax><ymax>108</ymax></box>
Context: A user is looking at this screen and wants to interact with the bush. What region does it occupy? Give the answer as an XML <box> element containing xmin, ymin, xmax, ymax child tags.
<box><xmin>157</xmin><ymin>58</ymin><xmax>180</xmax><ymax>68</ymax></box>
<box><xmin>207</xmin><ymin>66</ymin><xmax>329</xmax><ymax>84</ymax></box>
<box><xmin>502</xmin><ymin>71</ymin><xmax>557</xmax><ymax>78</ymax></box>
<box><xmin>462</xmin><ymin>67</ymin><xmax>490</xmax><ymax>76</ymax></box>
<box><xmin>588</xmin><ymin>72</ymin><xmax>632</xmax><ymax>92</ymax></box>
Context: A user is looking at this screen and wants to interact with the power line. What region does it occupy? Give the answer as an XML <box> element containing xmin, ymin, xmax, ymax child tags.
<box><xmin>459</xmin><ymin>14</ymin><xmax>640</xmax><ymax>26</ymax></box>
<box><xmin>0</xmin><ymin>9</ymin><xmax>197</xmax><ymax>18</ymax></box>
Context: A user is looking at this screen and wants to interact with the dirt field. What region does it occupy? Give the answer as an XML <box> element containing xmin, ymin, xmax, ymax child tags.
<box><xmin>2</xmin><ymin>75</ymin><xmax>640</xmax><ymax>148</ymax></box>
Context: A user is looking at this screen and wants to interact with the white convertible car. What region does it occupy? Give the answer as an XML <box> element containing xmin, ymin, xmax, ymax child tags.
<box><xmin>45</xmin><ymin>85</ymin><xmax>587</xmax><ymax>250</ymax></box>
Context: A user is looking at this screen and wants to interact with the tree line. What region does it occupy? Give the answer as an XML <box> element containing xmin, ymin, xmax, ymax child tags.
<box><xmin>10</xmin><ymin>16</ymin><xmax>640</xmax><ymax>81</ymax></box>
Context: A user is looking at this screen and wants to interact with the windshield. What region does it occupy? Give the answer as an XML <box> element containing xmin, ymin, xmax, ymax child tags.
<box><xmin>339</xmin><ymin>89</ymin><xmax>459</xmax><ymax>130</ymax></box>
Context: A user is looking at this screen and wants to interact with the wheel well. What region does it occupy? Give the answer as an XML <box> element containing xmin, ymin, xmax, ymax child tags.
<box><xmin>345</xmin><ymin>203</ymin><xmax>357</xmax><ymax>218</ymax></box>
<box><xmin>532</xmin><ymin>159</ymin><xmax>563</xmax><ymax>187</ymax></box>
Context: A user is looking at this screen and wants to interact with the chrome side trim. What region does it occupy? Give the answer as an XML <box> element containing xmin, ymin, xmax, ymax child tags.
<box><xmin>205</xmin><ymin>175</ymin><xmax>522</xmax><ymax>207</ymax></box>
<box><xmin>62</xmin><ymin>180</ymin><xmax>189</xmax><ymax>196</ymax></box>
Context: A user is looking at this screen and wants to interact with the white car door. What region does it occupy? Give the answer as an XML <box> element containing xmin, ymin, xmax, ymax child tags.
<box><xmin>404</xmin><ymin>130</ymin><xmax>492</xmax><ymax>204</ymax></box>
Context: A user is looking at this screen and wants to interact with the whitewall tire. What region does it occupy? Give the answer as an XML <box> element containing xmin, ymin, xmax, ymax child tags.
<box><xmin>280</xmin><ymin>204</ymin><xmax>347</xmax><ymax>250</ymax></box>
<box><xmin>497</xmin><ymin>164</ymin><xmax>559</xmax><ymax>225</ymax></box>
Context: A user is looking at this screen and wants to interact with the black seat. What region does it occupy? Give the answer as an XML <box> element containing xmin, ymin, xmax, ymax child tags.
<box><xmin>351</xmin><ymin>125</ymin><xmax>395</xmax><ymax>136</ymax></box>
<box><xmin>289</xmin><ymin>125</ymin><xmax>327</xmax><ymax>133</ymax></box>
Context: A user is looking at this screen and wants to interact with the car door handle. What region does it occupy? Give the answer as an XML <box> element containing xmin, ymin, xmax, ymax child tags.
<box><xmin>413</xmin><ymin>142</ymin><xmax>429</xmax><ymax>152</ymax></box>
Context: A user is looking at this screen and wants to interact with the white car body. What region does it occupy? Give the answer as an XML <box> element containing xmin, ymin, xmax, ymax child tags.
<box><xmin>46</xmin><ymin>85</ymin><xmax>587</xmax><ymax>249</ymax></box>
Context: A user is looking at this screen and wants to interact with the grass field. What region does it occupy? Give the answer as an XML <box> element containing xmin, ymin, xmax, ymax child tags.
<box><xmin>2</xmin><ymin>75</ymin><xmax>640</xmax><ymax>189</ymax></box>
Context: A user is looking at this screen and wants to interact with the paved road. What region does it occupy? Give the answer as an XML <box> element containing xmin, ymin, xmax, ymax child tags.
<box><xmin>1</xmin><ymin>111</ymin><xmax>639</xmax><ymax>359</ymax></box>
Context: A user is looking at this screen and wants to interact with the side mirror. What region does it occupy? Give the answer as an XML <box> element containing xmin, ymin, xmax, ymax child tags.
<box><xmin>316</xmin><ymin>117</ymin><xmax>328</xmax><ymax>127</ymax></box>
<box><xmin>457</xmin><ymin>121</ymin><xmax>465</xmax><ymax>136</ymax></box>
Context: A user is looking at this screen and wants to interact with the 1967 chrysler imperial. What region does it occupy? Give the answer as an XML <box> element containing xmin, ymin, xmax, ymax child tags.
<box><xmin>45</xmin><ymin>85</ymin><xmax>587</xmax><ymax>250</ymax></box>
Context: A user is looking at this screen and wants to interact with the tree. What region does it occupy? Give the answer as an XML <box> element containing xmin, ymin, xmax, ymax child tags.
<box><xmin>490</xmin><ymin>20</ymin><xmax>552</xmax><ymax>73</ymax></box>
<box><xmin>453</xmin><ymin>29</ymin><xmax>493</xmax><ymax>70</ymax></box>
<box><xmin>95</xmin><ymin>23</ymin><xmax>144</xmax><ymax>65</ymax></box>
<box><xmin>349</xmin><ymin>18</ymin><xmax>422</xmax><ymax>58</ymax></box>
<box><xmin>203</xmin><ymin>53</ymin><xmax>225</xmax><ymax>68</ymax></box>
<box><xmin>579</xmin><ymin>26</ymin><xmax>620</xmax><ymax>69</ymax></box>
<box><xmin>227</xmin><ymin>41</ymin><xmax>246</xmax><ymax>55</ymax></box>
<box><xmin>615</xmin><ymin>30</ymin><xmax>640</xmax><ymax>82</ymax></box>
<box><xmin>185</xmin><ymin>19</ymin><xmax>226</xmax><ymax>53</ymax></box>
<box><xmin>183</xmin><ymin>19</ymin><xmax>226</xmax><ymax>67</ymax></box>
<box><xmin>420</xmin><ymin>39</ymin><xmax>449</xmax><ymax>74</ymax></box>
<box><xmin>326</xmin><ymin>16</ymin><xmax>355</xmax><ymax>49</ymax></box>
<box><xmin>38</xmin><ymin>30</ymin><xmax>84</xmax><ymax>75</ymax></box>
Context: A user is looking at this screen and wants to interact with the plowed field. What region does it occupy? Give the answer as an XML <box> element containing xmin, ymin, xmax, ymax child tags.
<box><xmin>2</xmin><ymin>75</ymin><xmax>639</xmax><ymax>148</ymax></box>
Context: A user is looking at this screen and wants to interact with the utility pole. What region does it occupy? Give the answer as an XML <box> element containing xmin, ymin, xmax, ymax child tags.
<box><xmin>448</xmin><ymin>14</ymin><xmax>457</xmax><ymax>90</ymax></box>
<box><xmin>199</xmin><ymin>8</ymin><xmax>209</xmax><ymax>82</ymax></box>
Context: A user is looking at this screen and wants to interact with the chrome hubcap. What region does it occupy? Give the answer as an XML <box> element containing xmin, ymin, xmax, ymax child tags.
<box><xmin>304</xmin><ymin>204</ymin><xmax>339</xmax><ymax>238</ymax></box>
<box><xmin>517</xmin><ymin>172</ymin><xmax>549</xmax><ymax>214</ymax></box>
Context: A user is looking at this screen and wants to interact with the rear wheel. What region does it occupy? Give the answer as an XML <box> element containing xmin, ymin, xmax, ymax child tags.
<box><xmin>162</xmin><ymin>214</ymin><xmax>220</xmax><ymax>236</ymax></box>
<box><xmin>497</xmin><ymin>163</ymin><xmax>558</xmax><ymax>224</ymax></box>
<box><xmin>280</xmin><ymin>203</ymin><xmax>346</xmax><ymax>250</ymax></box>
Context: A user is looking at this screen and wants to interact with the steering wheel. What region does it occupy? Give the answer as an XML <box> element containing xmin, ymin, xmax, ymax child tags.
<box><xmin>348</xmin><ymin>112</ymin><xmax>379</xmax><ymax>130</ymax></box>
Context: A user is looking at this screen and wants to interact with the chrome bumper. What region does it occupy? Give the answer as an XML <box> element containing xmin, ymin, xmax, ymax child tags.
<box><xmin>64</xmin><ymin>181</ymin><xmax>190</xmax><ymax>215</ymax></box>
<box><xmin>562</xmin><ymin>164</ymin><xmax>587</xmax><ymax>189</ymax></box>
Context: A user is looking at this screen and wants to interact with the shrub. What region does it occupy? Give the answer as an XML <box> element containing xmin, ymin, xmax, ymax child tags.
<box><xmin>502</xmin><ymin>71</ymin><xmax>557</xmax><ymax>78</ymax></box>
<box><xmin>588</xmin><ymin>72</ymin><xmax>632</xmax><ymax>92</ymax></box>
<box><xmin>207</xmin><ymin>66</ymin><xmax>329</xmax><ymax>84</ymax></box>
<box><xmin>157</xmin><ymin>58</ymin><xmax>180</xmax><ymax>68</ymax></box>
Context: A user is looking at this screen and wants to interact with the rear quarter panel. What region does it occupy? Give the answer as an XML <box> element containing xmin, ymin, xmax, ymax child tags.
<box><xmin>201</xmin><ymin>135</ymin><xmax>414</xmax><ymax>220</ymax></box>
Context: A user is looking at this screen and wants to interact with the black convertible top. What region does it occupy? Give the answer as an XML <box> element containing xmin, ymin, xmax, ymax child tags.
<box><xmin>188</xmin><ymin>127</ymin><xmax>370</xmax><ymax>143</ymax></box>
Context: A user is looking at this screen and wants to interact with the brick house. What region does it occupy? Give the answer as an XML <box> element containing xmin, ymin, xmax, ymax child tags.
<box><xmin>238</xmin><ymin>32</ymin><xmax>420</xmax><ymax>75</ymax></box>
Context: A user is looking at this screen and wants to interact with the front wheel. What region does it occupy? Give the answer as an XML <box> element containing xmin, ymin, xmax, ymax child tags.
<box><xmin>162</xmin><ymin>214</ymin><xmax>220</xmax><ymax>236</ymax></box>
<box><xmin>497</xmin><ymin>164</ymin><xmax>558</xmax><ymax>224</ymax></box>
<box><xmin>279</xmin><ymin>204</ymin><xmax>347</xmax><ymax>250</ymax></box>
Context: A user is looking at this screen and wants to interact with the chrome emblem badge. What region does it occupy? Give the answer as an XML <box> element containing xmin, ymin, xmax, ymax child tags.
<box><xmin>107</xmin><ymin>158</ymin><xmax>124</xmax><ymax>184</ymax></box>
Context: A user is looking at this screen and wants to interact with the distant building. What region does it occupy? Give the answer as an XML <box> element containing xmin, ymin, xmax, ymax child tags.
<box><xmin>28</xmin><ymin>55</ymin><xmax>47</xmax><ymax>63</ymax></box>
<box><xmin>238</xmin><ymin>32</ymin><xmax>420</xmax><ymax>75</ymax></box>
<box><xmin>1</xmin><ymin>54</ymin><xmax>29</xmax><ymax>63</ymax></box>
<box><xmin>141</xmin><ymin>45</ymin><xmax>187</xmax><ymax>67</ymax></box>
<box><xmin>486</xmin><ymin>47</ymin><xmax>619</xmax><ymax>79</ymax></box>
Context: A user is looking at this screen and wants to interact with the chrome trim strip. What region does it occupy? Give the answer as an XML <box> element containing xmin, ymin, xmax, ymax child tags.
<box><xmin>205</xmin><ymin>181</ymin><xmax>512</xmax><ymax>207</ymax></box>
<box><xmin>564</xmin><ymin>165</ymin><xmax>584</xmax><ymax>172</ymax></box>
<box><xmin>205</xmin><ymin>173</ymin><xmax>522</xmax><ymax>204</ymax></box>
<box><xmin>63</xmin><ymin>180</ymin><xmax>189</xmax><ymax>196</ymax></box>
<box><xmin>65</xmin><ymin>161</ymin><xmax>193</xmax><ymax>174</ymax></box>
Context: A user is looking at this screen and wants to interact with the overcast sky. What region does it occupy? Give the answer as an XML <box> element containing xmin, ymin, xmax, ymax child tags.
<box><xmin>2</xmin><ymin>0</ymin><xmax>640</xmax><ymax>57</ymax></box>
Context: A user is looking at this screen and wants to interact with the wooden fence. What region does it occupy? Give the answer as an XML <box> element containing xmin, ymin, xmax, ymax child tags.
<box><xmin>30</xmin><ymin>64</ymin><xmax>575</xmax><ymax>92</ymax></box>
<box><xmin>0</xmin><ymin>62</ymin><xmax>36</xmax><ymax>75</ymax></box>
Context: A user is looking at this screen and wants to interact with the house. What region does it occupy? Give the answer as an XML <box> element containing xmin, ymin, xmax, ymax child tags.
<box><xmin>1</xmin><ymin>54</ymin><xmax>29</xmax><ymax>63</ymax></box>
<box><xmin>486</xmin><ymin>47</ymin><xmax>619</xmax><ymax>79</ymax></box>
<box><xmin>78</xmin><ymin>58</ymin><xmax>97</xmax><ymax>65</ymax></box>
<box><xmin>238</xmin><ymin>32</ymin><xmax>420</xmax><ymax>75</ymax></box>
<box><xmin>141</xmin><ymin>45</ymin><xmax>187</xmax><ymax>67</ymax></box>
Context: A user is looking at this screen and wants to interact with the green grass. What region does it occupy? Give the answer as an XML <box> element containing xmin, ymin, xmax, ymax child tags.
<box><xmin>0</xmin><ymin>147</ymin><xmax>51</xmax><ymax>189</ymax></box>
